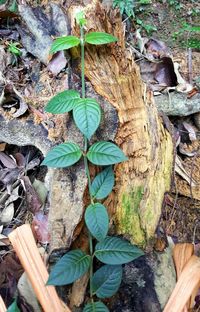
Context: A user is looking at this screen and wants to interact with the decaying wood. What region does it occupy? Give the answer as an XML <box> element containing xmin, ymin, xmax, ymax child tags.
<box><xmin>70</xmin><ymin>1</ymin><xmax>173</xmax><ymax>246</ymax></box>
<box><xmin>0</xmin><ymin>296</ymin><xmax>6</xmax><ymax>312</ymax></box>
<box><xmin>164</xmin><ymin>255</ymin><xmax>200</xmax><ymax>312</ymax></box>
<box><xmin>154</xmin><ymin>92</ymin><xmax>200</xmax><ymax>117</ymax></box>
<box><xmin>8</xmin><ymin>224</ymin><xmax>70</xmax><ymax>312</ymax></box>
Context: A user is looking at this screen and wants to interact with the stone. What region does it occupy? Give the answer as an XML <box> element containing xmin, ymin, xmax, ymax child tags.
<box><xmin>110</xmin><ymin>247</ymin><xmax>176</xmax><ymax>312</ymax></box>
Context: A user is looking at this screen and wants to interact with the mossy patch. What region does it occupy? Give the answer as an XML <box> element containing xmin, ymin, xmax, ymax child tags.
<box><xmin>117</xmin><ymin>186</ymin><xmax>145</xmax><ymax>246</ymax></box>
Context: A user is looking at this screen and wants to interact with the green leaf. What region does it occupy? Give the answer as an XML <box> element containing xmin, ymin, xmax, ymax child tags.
<box><xmin>94</xmin><ymin>236</ymin><xmax>144</xmax><ymax>265</ymax></box>
<box><xmin>87</xmin><ymin>142</ymin><xmax>128</xmax><ymax>165</ymax></box>
<box><xmin>7</xmin><ymin>299</ymin><xmax>20</xmax><ymax>312</ymax></box>
<box><xmin>50</xmin><ymin>36</ymin><xmax>80</xmax><ymax>54</ymax></box>
<box><xmin>73</xmin><ymin>98</ymin><xmax>101</xmax><ymax>139</ymax></box>
<box><xmin>85</xmin><ymin>32</ymin><xmax>117</xmax><ymax>45</ymax></box>
<box><xmin>41</xmin><ymin>142</ymin><xmax>82</xmax><ymax>168</ymax></box>
<box><xmin>83</xmin><ymin>301</ymin><xmax>109</xmax><ymax>312</ymax></box>
<box><xmin>91</xmin><ymin>166</ymin><xmax>114</xmax><ymax>199</ymax></box>
<box><xmin>33</xmin><ymin>179</ymin><xmax>48</xmax><ymax>204</ymax></box>
<box><xmin>47</xmin><ymin>250</ymin><xmax>91</xmax><ymax>286</ymax></box>
<box><xmin>45</xmin><ymin>90</ymin><xmax>80</xmax><ymax>114</ymax></box>
<box><xmin>92</xmin><ymin>265</ymin><xmax>122</xmax><ymax>298</ymax></box>
<box><xmin>76</xmin><ymin>11</ymin><xmax>87</xmax><ymax>26</ymax></box>
<box><xmin>85</xmin><ymin>203</ymin><xmax>109</xmax><ymax>241</ymax></box>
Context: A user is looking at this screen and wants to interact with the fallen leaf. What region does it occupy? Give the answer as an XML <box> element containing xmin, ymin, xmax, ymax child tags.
<box><xmin>154</xmin><ymin>57</ymin><xmax>178</xmax><ymax>87</ymax></box>
<box><xmin>21</xmin><ymin>176</ymin><xmax>42</xmax><ymax>213</ymax></box>
<box><xmin>0</xmin><ymin>152</ymin><xmax>17</xmax><ymax>169</ymax></box>
<box><xmin>0</xmin><ymin>202</ymin><xmax>14</xmax><ymax>225</ymax></box>
<box><xmin>0</xmin><ymin>143</ymin><xmax>6</xmax><ymax>151</ymax></box>
<box><xmin>175</xmin><ymin>155</ymin><xmax>196</xmax><ymax>186</ymax></box>
<box><xmin>47</xmin><ymin>51</ymin><xmax>68</xmax><ymax>75</ymax></box>
<box><xmin>32</xmin><ymin>212</ymin><xmax>50</xmax><ymax>244</ymax></box>
<box><xmin>33</xmin><ymin>179</ymin><xmax>48</xmax><ymax>205</ymax></box>
<box><xmin>182</xmin><ymin>122</ymin><xmax>197</xmax><ymax>141</ymax></box>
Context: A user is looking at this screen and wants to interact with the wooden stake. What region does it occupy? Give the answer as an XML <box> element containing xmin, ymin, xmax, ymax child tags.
<box><xmin>0</xmin><ymin>296</ymin><xmax>6</xmax><ymax>312</ymax></box>
<box><xmin>164</xmin><ymin>255</ymin><xmax>200</xmax><ymax>312</ymax></box>
<box><xmin>8</xmin><ymin>224</ymin><xmax>71</xmax><ymax>312</ymax></box>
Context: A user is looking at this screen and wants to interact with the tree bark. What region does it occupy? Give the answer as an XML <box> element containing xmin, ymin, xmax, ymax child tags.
<box><xmin>68</xmin><ymin>1</ymin><xmax>173</xmax><ymax>247</ymax></box>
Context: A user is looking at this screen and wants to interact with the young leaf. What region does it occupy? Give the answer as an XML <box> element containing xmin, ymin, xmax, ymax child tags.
<box><xmin>47</xmin><ymin>250</ymin><xmax>91</xmax><ymax>285</ymax></box>
<box><xmin>73</xmin><ymin>98</ymin><xmax>101</xmax><ymax>139</ymax></box>
<box><xmin>7</xmin><ymin>299</ymin><xmax>20</xmax><ymax>312</ymax></box>
<box><xmin>87</xmin><ymin>141</ymin><xmax>128</xmax><ymax>165</ymax></box>
<box><xmin>50</xmin><ymin>36</ymin><xmax>80</xmax><ymax>54</ymax></box>
<box><xmin>83</xmin><ymin>301</ymin><xmax>109</xmax><ymax>312</ymax></box>
<box><xmin>85</xmin><ymin>203</ymin><xmax>109</xmax><ymax>241</ymax></box>
<box><xmin>94</xmin><ymin>236</ymin><xmax>144</xmax><ymax>265</ymax></box>
<box><xmin>91</xmin><ymin>166</ymin><xmax>114</xmax><ymax>199</ymax></box>
<box><xmin>45</xmin><ymin>90</ymin><xmax>80</xmax><ymax>114</ymax></box>
<box><xmin>85</xmin><ymin>32</ymin><xmax>117</xmax><ymax>45</ymax></box>
<box><xmin>92</xmin><ymin>265</ymin><xmax>122</xmax><ymax>298</ymax></box>
<box><xmin>41</xmin><ymin>142</ymin><xmax>82</xmax><ymax>168</ymax></box>
<box><xmin>76</xmin><ymin>11</ymin><xmax>87</xmax><ymax>27</ymax></box>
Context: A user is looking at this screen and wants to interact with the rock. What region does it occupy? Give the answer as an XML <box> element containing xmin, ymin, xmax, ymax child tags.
<box><xmin>110</xmin><ymin>248</ymin><xmax>176</xmax><ymax>312</ymax></box>
<box><xmin>0</xmin><ymin>116</ymin><xmax>53</xmax><ymax>155</ymax></box>
<box><xmin>154</xmin><ymin>92</ymin><xmax>200</xmax><ymax>116</ymax></box>
<box><xmin>18</xmin><ymin>4</ymin><xmax>70</xmax><ymax>65</ymax></box>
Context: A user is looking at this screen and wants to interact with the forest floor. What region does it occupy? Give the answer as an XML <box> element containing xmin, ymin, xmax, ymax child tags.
<box><xmin>0</xmin><ymin>0</ymin><xmax>200</xmax><ymax>311</ymax></box>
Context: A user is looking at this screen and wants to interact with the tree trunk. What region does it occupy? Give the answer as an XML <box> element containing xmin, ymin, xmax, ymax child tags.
<box><xmin>67</xmin><ymin>1</ymin><xmax>173</xmax><ymax>247</ymax></box>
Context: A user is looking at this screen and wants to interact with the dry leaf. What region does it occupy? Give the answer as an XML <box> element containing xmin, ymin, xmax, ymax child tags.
<box><xmin>175</xmin><ymin>155</ymin><xmax>197</xmax><ymax>186</ymax></box>
<box><xmin>32</xmin><ymin>212</ymin><xmax>50</xmax><ymax>244</ymax></box>
<box><xmin>0</xmin><ymin>202</ymin><xmax>14</xmax><ymax>225</ymax></box>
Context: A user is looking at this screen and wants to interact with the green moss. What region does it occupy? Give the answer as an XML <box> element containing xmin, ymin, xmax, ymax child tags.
<box><xmin>118</xmin><ymin>186</ymin><xmax>145</xmax><ymax>246</ymax></box>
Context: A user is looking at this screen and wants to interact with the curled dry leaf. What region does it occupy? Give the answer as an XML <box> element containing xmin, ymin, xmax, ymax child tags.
<box><xmin>154</xmin><ymin>57</ymin><xmax>178</xmax><ymax>87</ymax></box>
<box><xmin>175</xmin><ymin>155</ymin><xmax>197</xmax><ymax>186</ymax></box>
<box><xmin>182</xmin><ymin>122</ymin><xmax>197</xmax><ymax>141</ymax></box>
<box><xmin>0</xmin><ymin>84</ymin><xmax>28</xmax><ymax>118</ymax></box>
<box><xmin>145</xmin><ymin>38</ymin><xmax>171</xmax><ymax>59</ymax></box>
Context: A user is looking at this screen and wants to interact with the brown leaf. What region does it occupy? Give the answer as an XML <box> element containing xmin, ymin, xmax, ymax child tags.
<box><xmin>0</xmin><ymin>143</ymin><xmax>6</xmax><ymax>152</ymax></box>
<box><xmin>154</xmin><ymin>57</ymin><xmax>178</xmax><ymax>87</ymax></box>
<box><xmin>31</xmin><ymin>212</ymin><xmax>50</xmax><ymax>244</ymax></box>
<box><xmin>21</xmin><ymin>176</ymin><xmax>42</xmax><ymax>213</ymax></box>
<box><xmin>47</xmin><ymin>51</ymin><xmax>68</xmax><ymax>75</ymax></box>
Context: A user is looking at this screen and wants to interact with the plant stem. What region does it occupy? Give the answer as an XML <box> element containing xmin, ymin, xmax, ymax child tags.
<box><xmin>89</xmin><ymin>235</ymin><xmax>93</xmax><ymax>299</ymax></box>
<box><xmin>80</xmin><ymin>26</ymin><xmax>85</xmax><ymax>99</ymax></box>
<box><xmin>80</xmin><ymin>24</ymin><xmax>94</xmax><ymax>300</ymax></box>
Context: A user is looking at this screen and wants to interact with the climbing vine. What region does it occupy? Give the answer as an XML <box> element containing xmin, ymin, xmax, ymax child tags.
<box><xmin>42</xmin><ymin>12</ymin><xmax>143</xmax><ymax>312</ymax></box>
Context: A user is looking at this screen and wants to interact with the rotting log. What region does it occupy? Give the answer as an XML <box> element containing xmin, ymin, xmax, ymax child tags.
<box><xmin>0</xmin><ymin>1</ymin><xmax>173</xmax><ymax>251</ymax></box>
<box><xmin>66</xmin><ymin>1</ymin><xmax>174</xmax><ymax>247</ymax></box>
